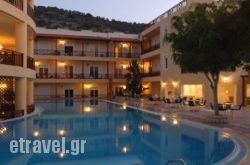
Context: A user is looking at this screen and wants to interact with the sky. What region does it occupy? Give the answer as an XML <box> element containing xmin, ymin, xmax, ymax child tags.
<box><xmin>35</xmin><ymin>0</ymin><xmax>182</xmax><ymax>23</ymax></box>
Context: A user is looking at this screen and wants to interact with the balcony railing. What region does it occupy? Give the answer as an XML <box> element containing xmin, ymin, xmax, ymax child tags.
<box><xmin>4</xmin><ymin>0</ymin><xmax>35</xmax><ymax>21</ymax></box>
<box><xmin>4</xmin><ymin>0</ymin><xmax>23</xmax><ymax>10</ymax></box>
<box><xmin>35</xmin><ymin>94</ymin><xmax>107</xmax><ymax>100</ymax></box>
<box><xmin>34</xmin><ymin>49</ymin><xmax>141</xmax><ymax>59</ymax></box>
<box><xmin>27</xmin><ymin>56</ymin><xmax>35</xmax><ymax>70</ymax></box>
<box><xmin>27</xmin><ymin>104</ymin><xmax>35</xmax><ymax>114</ymax></box>
<box><xmin>142</xmin><ymin>43</ymin><xmax>160</xmax><ymax>54</ymax></box>
<box><xmin>27</xmin><ymin>3</ymin><xmax>35</xmax><ymax>21</ymax></box>
<box><xmin>141</xmin><ymin>71</ymin><xmax>160</xmax><ymax>77</ymax></box>
<box><xmin>0</xmin><ymin>49</ymin><xmax>23</xmax><ymax>67</ymax></box>
<box><xmin>36</xmin><ymin>73</ymin><xmax>126</xmax><ymax>79</ymax></box>
<box><xmin>143</xmin><ymin>0</ymin><xmax>187</xmax><ymax>30</ymax></box>
<box><xmin>0</xmin><ymin>104</ymin><xmax>34</xmax><ymax>120</ymax></box>
<box><xmin>0</xmin><ymin>103</ymin><xmax>22</xmax><ymax>120</ymax></box>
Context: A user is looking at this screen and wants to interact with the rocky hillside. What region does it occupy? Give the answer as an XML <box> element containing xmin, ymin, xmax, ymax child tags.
<box><xmin>35</xmin><ymin>6</ymin><xmax>148</xmax><ymax>34</ymax></box>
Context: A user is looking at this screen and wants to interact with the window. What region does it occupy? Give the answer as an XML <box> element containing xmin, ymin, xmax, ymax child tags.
<box><xmin>64</xmin><ymin>46</ymin><xmax>73</xmax><ymax>56</ymax></box>
<box><xmin>90</xmin><ymin>66</ymin><xmax>98</xmax><ymax>79</ymax></box>
<box><xmin>165</xmin><ymin>57</ymin><xmax>168</xmax><ymax>69</ymax></box>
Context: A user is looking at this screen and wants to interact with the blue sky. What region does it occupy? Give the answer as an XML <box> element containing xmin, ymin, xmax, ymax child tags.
<box><xmin>35</xmin><ymin>0</ymin><xmax>182</xmax><ymax>23</ymax></box>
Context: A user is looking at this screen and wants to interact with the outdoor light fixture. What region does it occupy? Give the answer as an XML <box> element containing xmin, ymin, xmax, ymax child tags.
<box><xmin>58</xmin><ymin>62</ymin><xmax>65</xmax><ymax>67</ymax></box>
<box><xmin>122</xmin><ymin>103</ymin><xmax>127</xmax><ymax>110</ymax></box>
<box><xmin>0</xmin><ymin>83</ymin><xmax>7</xmax><ymax>89</ymax></box>
<box><xmin>162</xmin><ymin>81</ymin><xmax>166</xmax><ymax>87</ymax></box>
<box><xmin>172</xmin><ymin>81</ymin><xmax>178</xmax><ymax>88</ymax></box>
<box><xmin>58</xmin><ymin>40</ymin><xmax>65</xmax><ymax>45</ymax></box>
<box><xmin>223</xmin><ymin>77</ymin><xmax>229</xmax><ymax>84</ymax></box>
<box><xmin>221</xmin><ymin>132</ymin><xmax>231</xmax><ymax>139</ymax></box>
<box><xmin>35</xmin><ymin>61</ymin><xmax>40</xmax><ymax>66</ymax></box>
<box><xmin>121</xmin><ymin>43</ymin><xmax>128</xmax><ymax>48</ymax></box>
<box><xmin>161</xmin><ymin>115</ymin><xmax>167</xmax><ymax>122</ymax></box>
<box><xmin>173</xmin><ymin>119</ymin><xmax>179</xmax><ymax>125</ymax></box>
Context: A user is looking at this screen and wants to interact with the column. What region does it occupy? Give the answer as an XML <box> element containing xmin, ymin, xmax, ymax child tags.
<box><xmin>23</xmin><ymin>0</ymin><xmax>27</xmax><ymax>13</ymax></box>
<box><xmin>27</xmin><ymin>79</ymin><xmax>34</xmax><ymax>106</ymax></box>
<box><xmin>16</xmin><ymin>22</ymin><xmax>27</xmax><ymax>66</ymax></box>
<box><xmin>15</xmin><ymin>78</ymin><xmax>27</xmax><ymax>115</ymax></box>
<box><xmin>161</xmin><ymin>81</ymin><xmax>166</xmax><ymax>98</ymax></box>
<box><xmin>28</xmin><ymin>38</ymin><xmax>34</xmax><ymax>57</ymax></box>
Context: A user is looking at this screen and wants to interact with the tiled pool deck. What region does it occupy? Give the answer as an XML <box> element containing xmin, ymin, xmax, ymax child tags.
<box><xmin>113</xmin><ymin>97</ymin><xmax>250</xmax><ymax>165</ymax></box>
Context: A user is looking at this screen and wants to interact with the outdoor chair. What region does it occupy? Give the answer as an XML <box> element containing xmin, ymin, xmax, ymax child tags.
<box><xmin>230</xmin><ymin>103</ymin><xmax>243</xmax><ymax>111</ymax></box>
<box><xmin>188</xmin><ymin>100</ymin><xmax>195</xmax><ymax>106</ymax></box>
<box><xmin>199</xmin><ymin>100</ymin><xmax>206</xmax><ymax>106</ymax></box>
<box><xmin>187</xmin><ymin>100</ymin><xmax>201</xmax><ymax>112</ymax></box>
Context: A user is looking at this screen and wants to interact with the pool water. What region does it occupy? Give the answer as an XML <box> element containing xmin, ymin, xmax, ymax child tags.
<box><xmin>0</xmin><ymin>99</ymin><xmax>246</xmax><ymax>165</ymax></box>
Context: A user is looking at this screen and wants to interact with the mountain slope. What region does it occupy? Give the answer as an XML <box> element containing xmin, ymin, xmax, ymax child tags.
<box><xmin>35</xmin><ymin>6</ymin><xmax>148</xmax><ymax>34</ymax></box>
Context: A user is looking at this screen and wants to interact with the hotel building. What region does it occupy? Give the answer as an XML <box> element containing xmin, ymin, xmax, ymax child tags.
<box><xmin>140</xmin><ymin>0</ymin><xmax>248</xmax><ymax>105</ymax></box>
<box><xmin>1</xmin><ymin>0</ymin><xmax>249</xmax><ymax>121</ymax></box>
<box><xmin>34</xmin><ymin>28</ymin><xmax>141</xmax><ymax>100</ymax></box>
<box><xmin>34</xmin><ymin>0</ymin><xmax>249</xmax><ymax>106</ymax></box>
<box><xmin>0</xmin><ymin>0</ymin><xmax>36</xmax><ymax>119</ymax></box>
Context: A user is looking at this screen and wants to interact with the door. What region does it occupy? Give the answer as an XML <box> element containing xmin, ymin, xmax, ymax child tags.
<box><xmin>90</xmin><ymin>66</ymin><xmax>98</xmax><ymax>79</ymax></box>
<box><xmin>65</xmin><ymin>89</ymin><xmax>74</xmax><ymax>98</ymax></box>
<box><xmin>115</xmin><ymin>87</ymin><xmax>123</xmax><ymax>96</ymax></box>
<box><xmin>90</xmin><ymin>89</ymin><xmax>98</xmax><ymax>98</ymax></box>
<box><xmin>39</xmin><ymin>67</ymin><xmax>48</xmax><ymax>78</ymax></box>
<box><xmin>65</xmin><ymin>46</ymin><xmax>73</xmax><ymax>56</ymax></box>
<box><xmin>65</xmin><ymin>65</ymin><xmax>73</xmax><ymax>78</ymax></box>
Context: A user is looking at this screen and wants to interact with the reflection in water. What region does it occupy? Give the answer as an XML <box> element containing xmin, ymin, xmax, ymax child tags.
<box><xmin>0</xmin><ymin>100</ymin><xmax>236</xmax><ymax>165</ymax></box>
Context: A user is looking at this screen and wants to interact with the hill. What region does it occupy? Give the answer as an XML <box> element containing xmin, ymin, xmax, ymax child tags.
<box><xmin>35</xmin><ymin>6</ymin><xmax>148</xmax><ymax>34</ymax></box>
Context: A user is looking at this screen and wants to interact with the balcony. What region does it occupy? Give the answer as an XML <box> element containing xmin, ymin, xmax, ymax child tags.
<box><xmin>0</xmin><ymin>49</ymin><xmax>23</xmax><ymax>67</ymax></box>
<box><xmin>0</xmin><ymin>104</ymin><xmax>34</xmax><ymax>120</ymax></box>
<box><xmin>34</xmin><ymin>94</ymin><xmax>107</xmax><ymax>100</ymax></box>
<box><xmin>36</xmin><ymin>73</ymin><xmax>126</xmax><ymax>79</ymax></box>
<box><xmin>27</xmin><ymin>56</ymin><xmax>35</xmax><ymax>70</ymax></box>
<box><xmin>4</xmin><ymin>0</ymin><xmax>23</xmax><ymax>10</ymax></box>
<box><xmin>27</xmin><ymin>3</ymin><xmax>35</xmax><ymax>21</ymax></box>
<box><xmin>34</xmin><ymin>49</ymin><xmax>141</xmax><ymax>59</ymax></box>
<box><xmin>143</xmin><ymin>0</ymin><xmax>187</xmax><ymax>30</ymax></box>
<box><xmin>141</xmin><ymin>71</ymin><xmax>160</xmax><ymax>77</ymax></box>
<box><xmin>142</xmin><ymin>43</ymin><xmax>160</xmax><ymax>55</ymax></box>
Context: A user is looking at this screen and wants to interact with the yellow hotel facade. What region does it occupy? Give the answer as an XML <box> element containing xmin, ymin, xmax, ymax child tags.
<box><xmin>1</xmin><ymin>0</ymin><xmax>250</xmax><ymax>119</ymax></box>
<box><xmin>34</xmin><ymin>0</ymin><xmax>250</xmax><ymax>106</ymax></box>
<box><xmin>0</xmin><ymin>0</ymin><xmax>36</xmax><ymax>118</ymax></box>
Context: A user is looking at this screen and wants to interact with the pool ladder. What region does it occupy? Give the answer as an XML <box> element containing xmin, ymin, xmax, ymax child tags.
<box><xmin>166</xmin><ymin>158</ymin><xmax>188</xmax><ymax>165</ymax></box>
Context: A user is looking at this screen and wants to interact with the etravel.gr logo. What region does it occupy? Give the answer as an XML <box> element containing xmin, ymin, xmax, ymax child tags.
<box><xmin>10</xmin><ymin>137</ymin><xmax>86</xmax><ymax>155</ymax></box>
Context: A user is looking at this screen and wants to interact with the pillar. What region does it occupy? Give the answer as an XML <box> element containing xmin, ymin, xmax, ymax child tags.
<box><xmin>27</xmin><ymin>79</ymin><xmax>34</xmax><ymax>106</ymax></box>
<box><xmin>16</xmin><ymin>22</ymin><xmax>27</xmax><ymax>66</ymax></box>
<box><xmin>15</xmin><ymin>78</ymin><xmax>27</xmax><ymax>115</ymax></box>
<box><xmin>28</xmin><ymin>38</ymin><xmax>34</xmax><ymax>57</ymax></box>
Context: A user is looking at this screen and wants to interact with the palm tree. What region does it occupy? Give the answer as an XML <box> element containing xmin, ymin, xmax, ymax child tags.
<box><xmin>125</xmin><ymin>60</ymin><xmax>143</xmax><ymax>97</ymax></box>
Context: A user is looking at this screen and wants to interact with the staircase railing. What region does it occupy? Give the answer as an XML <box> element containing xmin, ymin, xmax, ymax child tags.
<box><xmin>166</xmin><ymin>158</ymin><xmax>187</xmax><ymax>165</ymax></box>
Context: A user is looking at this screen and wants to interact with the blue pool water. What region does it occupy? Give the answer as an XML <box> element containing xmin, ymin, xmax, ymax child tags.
<box><xmin>0</xmin><ymin>99</ymin><xmax>246</xmax><ymax>165</ymax></box>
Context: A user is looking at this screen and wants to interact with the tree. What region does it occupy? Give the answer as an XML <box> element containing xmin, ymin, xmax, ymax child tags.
<box><xmin>164</xmin><ymin>1</ymin><xmax>242</xmax><ymax>116</ymax></box>
<box><xmin>232</xmin><ymin>0</ymin><xmax>250</xmax><ymax>73</ymax></box>
<box><xmin>125</xmin><ymin>60</ymin><xmax>143</xmax><ymax>97</ymax></box>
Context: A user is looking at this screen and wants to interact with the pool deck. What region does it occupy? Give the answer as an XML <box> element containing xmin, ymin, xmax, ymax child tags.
<box><xmin>113</xmin><ymin>97</ymin><xmax>250</xmax><ymax>165</ymax></box>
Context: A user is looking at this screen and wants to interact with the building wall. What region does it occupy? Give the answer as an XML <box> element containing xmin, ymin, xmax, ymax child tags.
<box><xmin>0</xmin><ymin>0</ymin><xmax>36</xmax><ymax>117</ymax></box>
<box><xmin>34</xmin><ymin>0</ymin><xmax>248</xmax><ymax>106</ymax></box>
<box><xmin>34</xmin><ymin>28</ymin><xmax>141</xmax><ymax>99</ymax></box>
<box><xmin>140</xmin><ymin>0</ymin><xmax>248</xmax><ymax>105</ymax></box>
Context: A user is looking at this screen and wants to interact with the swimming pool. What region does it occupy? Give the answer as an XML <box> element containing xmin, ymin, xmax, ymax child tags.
<box><xmin>0</xmin><ymin>99</ymin><xmax>246</xmax><ymax>165</ymax></box>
